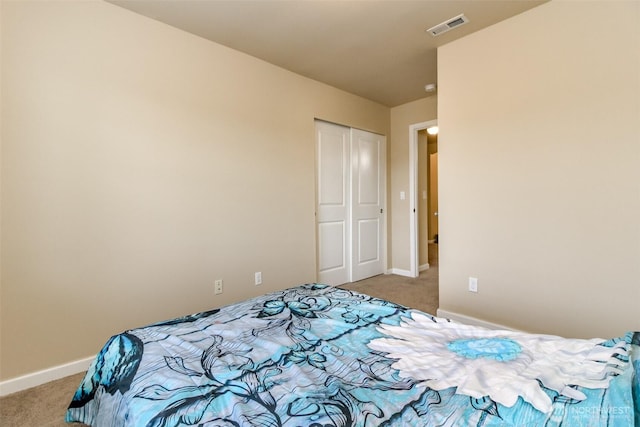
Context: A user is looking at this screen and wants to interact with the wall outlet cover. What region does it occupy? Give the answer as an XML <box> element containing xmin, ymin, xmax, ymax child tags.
<box><xmin>468</xmin><ymin>277</ymin><xmax>478</xmax><ymax>293</ymax></box>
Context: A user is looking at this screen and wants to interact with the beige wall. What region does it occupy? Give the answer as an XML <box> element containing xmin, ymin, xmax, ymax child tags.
<box><xmin>0</xmin><ymin>0</ymin><xmax>389</xmax><ymax>380</ymax></box>
<box><xmin>389</xmin><ymin>97</ymin><xmax>437</xmax><ymax>272</ymax></box>
<box><xmin>438</xmin><ymin>0</ymin><xmax>640</xmax><ymax>338</ymax></box>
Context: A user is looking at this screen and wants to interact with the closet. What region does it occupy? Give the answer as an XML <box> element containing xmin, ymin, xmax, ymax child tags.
<box><xmin>315</xmin><ymin>120</ymin><xmax>386</xmax><ymax>285</ymax></box>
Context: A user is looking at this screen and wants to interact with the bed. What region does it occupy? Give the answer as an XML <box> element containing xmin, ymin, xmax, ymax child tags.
<box><xmin>66</xmin><ymin>283</ymin><xmax>640</xmax><ymax>426</ymax></box>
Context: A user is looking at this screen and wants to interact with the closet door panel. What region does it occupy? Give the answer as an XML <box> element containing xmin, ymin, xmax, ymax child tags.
<box><xmin>316</xmin><ymin>121</ymin><xmax>350</xmax><ymax>285</ymax></box>
<box><xmin>351</xmin><ymin>129</ymin><xmax>385</xmax><ymax>282</ymax></box>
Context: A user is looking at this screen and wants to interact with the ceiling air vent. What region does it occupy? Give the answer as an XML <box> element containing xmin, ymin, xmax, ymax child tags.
<box><xmin>426</xmin><ymin>14</ymin><xmax>470</xmax><ymax>37</ymax></box>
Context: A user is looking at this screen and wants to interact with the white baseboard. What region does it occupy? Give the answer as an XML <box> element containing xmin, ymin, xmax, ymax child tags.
<box><xmin>419</xmin><ymin>263</ymin><xmax>430</xmax><ymax>272</ymax></box>
<box><xmin>0</xmin><ymin>356</ymin><xmax>94</xmax><ymax>397</ymax></box>
<box><xmin>387</xmin><ymin>268</ymin><xmax>414</xmax><ymax>277</ymax></box>
<box><xmin>436</xmin><ymin>309</ymin><xmax>521</xmax><ymax>332</ymax></box>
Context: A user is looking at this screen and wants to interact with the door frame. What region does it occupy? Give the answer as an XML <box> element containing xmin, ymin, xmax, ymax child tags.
<box><xmin>409</xmin><ymin>120</ymin><xmax>437</xmax><ymax>277</ymax></box>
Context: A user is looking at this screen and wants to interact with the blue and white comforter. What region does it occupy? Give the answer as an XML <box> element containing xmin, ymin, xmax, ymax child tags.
<box><xmin>66</xmin><ymin>284</ymin><xmax>640</xmax><ymax>426</ymax></box>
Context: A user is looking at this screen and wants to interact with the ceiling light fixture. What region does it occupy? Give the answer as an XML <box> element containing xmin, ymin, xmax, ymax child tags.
<box><xmin>427</xmin><ymin>126</ymin><xmax>439</xmax><ymax>135</ymax></box>
<box><xmin>424</xmin><ymin>83</ymin><xmax>437</xmax><ymax>93</ymax></box>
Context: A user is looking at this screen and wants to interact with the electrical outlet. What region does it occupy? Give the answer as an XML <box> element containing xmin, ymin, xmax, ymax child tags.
<box><xmin>214</xmin><ymin>279</ymin><xmax>223</xmax><ymax>295</ymax></box>
<box><xmin>468</xmin><ymin>277</ymin><xmax>478</xmax><ymax>293</ymax></box>
<box><xmin>255</xmin><ymin>272</ymin><xmax>262</xmax><ymax>286</ymax></box>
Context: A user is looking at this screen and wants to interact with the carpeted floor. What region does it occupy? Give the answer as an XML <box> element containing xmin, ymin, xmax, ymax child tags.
<box><xmin>0</xmin><ymin>371</ymin><xmax>87</xmax><ymax>427</ymax></box>
<box><xmin>0</xmin><ymin>253</ymin><xmax>438</xmax><ymax>426</ymax></box>
<box><xmin>340</xmin><ymin>265</ymin><xmax>439</xmax><ymax>316</ymax></box>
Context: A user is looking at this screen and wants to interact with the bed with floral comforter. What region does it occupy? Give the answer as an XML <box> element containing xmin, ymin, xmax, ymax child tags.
<box><xmin>66</xmin><ymin>284</ymin><xmax>640</xmax><ymax>426</ymax></box>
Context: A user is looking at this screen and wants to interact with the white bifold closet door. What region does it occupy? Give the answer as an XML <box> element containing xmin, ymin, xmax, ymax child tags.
<box><xmin>315</xmin><ymin>120</ymin><xmax>386</xmax><ymax>286</ymax></box>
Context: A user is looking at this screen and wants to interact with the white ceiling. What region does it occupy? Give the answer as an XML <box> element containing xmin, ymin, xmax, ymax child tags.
<box><xmin>108</xmin><ymin>0</ymin><xmax>547</xmax><ymax>107</ymax></box>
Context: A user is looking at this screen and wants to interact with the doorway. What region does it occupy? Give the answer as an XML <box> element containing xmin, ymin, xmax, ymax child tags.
<box><xmin>409</xmin><ymin>120</ymin><xmax>438</xmax><ymax>277</ymax></box>
<box><xmin>418</xmin><ymin>129</ymin><xmax>438</xmax><ymax>270</ymax></box>
<box><xmin>315</xmin><ymin>120</ymin><xmax>387</xmax><ymax>286</ymax></box>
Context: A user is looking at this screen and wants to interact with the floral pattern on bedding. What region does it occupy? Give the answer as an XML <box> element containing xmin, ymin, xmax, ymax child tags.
<box><xmin>66</xmin><ymin>284</ymin><xmax>640</xmax><ymax>427</ymax></box>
